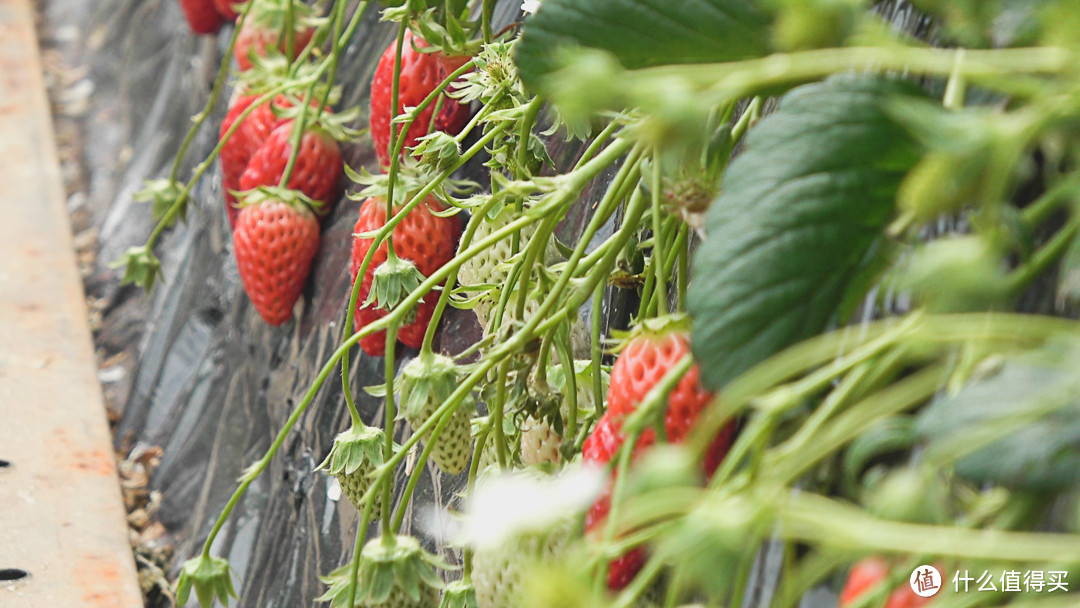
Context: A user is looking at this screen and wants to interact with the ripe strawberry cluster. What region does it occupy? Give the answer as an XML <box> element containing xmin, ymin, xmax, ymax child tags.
<box><xmin>348</xmin><ymin>31</ymin><xmax>472</xmax><ymax>355</ymax></box>
<box><xmin>199</xmin><ymin>1</ymin><xmax>472</xmax><ymax>333</ymax></box>
<box><xmin>180</xmin><ymin>0</ymin><xmax>313</xmax><ymax>69</ymax></box>
<box><xmin>582</xmin><ymin>329</ymin><xmax>737</xmax><ymax>590</ymax></box>
<box><xmin>207</xmin><ymin>0</ymin><xmax>337</xmax><ymax>326</ymax></box>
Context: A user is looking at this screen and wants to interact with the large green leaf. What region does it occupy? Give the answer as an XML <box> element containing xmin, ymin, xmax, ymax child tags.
<box><xmin>515</xmin><ymin>0</ymin><xmax>772</xmax><ymax>92</ymax></box>
<box><xmin>915</xmin><ymin>338</ymin><xmax>1080</xmax><ymax>492</ymax></box>
<box><xmin>688</xmin><ymin>77</ymin><xmax>924</xmax><ymax>389</ymax></box>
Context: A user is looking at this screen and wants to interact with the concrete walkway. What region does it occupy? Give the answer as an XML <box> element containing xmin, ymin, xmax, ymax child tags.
<box><xmin>0</xmin><ymin>0</ymin><xmax>144</xmax><ymax>605</ymax></box>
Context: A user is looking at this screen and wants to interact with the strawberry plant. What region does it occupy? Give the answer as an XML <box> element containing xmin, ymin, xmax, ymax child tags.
<box><xmin>120</xmin><ymin>0</ymin><xmax>1080</xmax><ymax>606</ymax></box>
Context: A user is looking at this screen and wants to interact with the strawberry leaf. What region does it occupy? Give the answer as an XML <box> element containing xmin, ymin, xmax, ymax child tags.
<box><xmin>688</xmin><ymin>76</ymin><xmax>925</xmax><ymax>390</ymax></box>
<box><xmin>515</xmin><ymin>0</ymin><xmax>772</xmax><ymax>92</ymax></box>
<box><xmin>916</xmin><ymin>338</ymin><xmax>1080</xmax><ymax>491</ymax></box>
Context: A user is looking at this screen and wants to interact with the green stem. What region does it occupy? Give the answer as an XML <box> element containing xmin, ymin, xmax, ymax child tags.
<box><xmin>284</xmin><ymin>0</ymin><xmax>295</xmax><ymax>67</ymax></box>
<box><xmin>385</xmin><ymin>19</ymin><xmax>410</xmax><ymax>254</ymax></box>
<box><xmin>730</xmin><ymin>96</ymin><xmax>762</xmax><ymax>144</ymax></box>
<box><xmin>481</xmin><ymin>0</ymin><xmax>494</xmax><ymax>43</ymax></box>
<box><xmin>1021</xmin><ymin>171</ymin><xmax>1080</xmax><ymax>228</ymax></box>
<box><xmin>391</xmin><ymin>392</ymin><xmax>457</xmax><ymax>531</ymax></box>
<box><xmin>1007</xmin><ymin>214</ymin><xmax>1080</xmax><ymax>294</ymax></box>
<box><xmin>575</xmin><ymin>120</ymin><xmax>620</xmax><ymax>170</ymax></box>
<box><xmin>595</xmin><ymin>426</ymin><xmax>640</xmax><ymax>595</ymax></box>
<box><xmin>380</xmin><ymin>321</ymin><xmax>399</xmax><ymax>536</ymax></box>
<box><xmin>346</xmin><ymin>477</ymin><xmax>379</xmax><ymax>607</ymax></box>
<box><xmin>591</xmin><ymin>280</ymin><xmax>605</xmax><ymax>416</ymax></box>
<box><xmin>555</xmin><ymin>323</ymin><xmax>578</xmax><ymax>439</ymax></box>
<box><xmin>650</xmin><ymin>155</ymin><xmax>668</xmax><ymax>316</ymax></box>
<box><xmin>629</xmin><ymin>46</ymin><xmax>1074</xmax><ymax>105</ymax></box>
<box><xmin>675</xmin><ymin>222</ymin><xmax>688</xmax><ymax>312</ymax></box>
<box><xmin>492</xmin><ymin>360</ymin><xmax>511</xmax><ymax>469</ymax></box>
<box><xmin>391</xmin><ymin>59</ymin><xmax>479</xmax><ymax>160</ymax></box>
<box><xmin>516</xmin><ymin>96</ymin><xmax>545</xmax><ymax>174</ymax></box>
<box><xmin>462</xmin><ymin>422</ymin><xmax>492</xmax><ymax>578</ymax></box>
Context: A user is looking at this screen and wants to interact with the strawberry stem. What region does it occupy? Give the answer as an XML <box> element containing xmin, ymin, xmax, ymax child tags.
<box><xmin>492</xmin><ymin>359</ymin><xmax>510</xmax><ymax>469</ymax></box>
<box><xmin>675</xmin><ymin>222</ymin><xmax>689</xmax><ymax>312</ymax></box>
<box><xmin>380</xmin><ymin>319</ymin><xmax>399</xmax><ymax>537</ymax></box>
<box><xmin>591</xmin><ymin>281</ymin><xmax>606</xmax><ymax>417</ymax></box>
<box><xmin>346</xmin><ymin>477</ymin><xmax>379</xmax><ymax>607</ymax></box>
<box><xmin>554</xmin><ymin>323</ymin><xmax>578</xmax><ymax>440</ymax></box>
<box><xmin>390</xmin><ymin>395</ymin><xmax>462</xmax><ymax>531</ymax></box>
<box><xmin>650</xmin><ymin>153</ymin><xmax>669</xmax><ymax>317</ymax></box>
<box><xmin>384</xmin><ymin>18</ymin><xmax>410</xmax><ymax>257</ymax></box>
<box><xmin>481</xmin><ymin>0</ymin><xmax>494</xmax><ymax>43</ymax></box>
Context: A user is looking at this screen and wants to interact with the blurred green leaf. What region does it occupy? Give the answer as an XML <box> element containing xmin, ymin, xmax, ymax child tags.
<box><xmin>515</xmin><ymin>0</ymin><xmax>772</xmax><ymax>93</ymax></box>
<box><xmin>688</xmin><ymin>76</ymin><xmax>924</xmax><ymax>390</ymax></box>
<box><xmin>917</xmin><ymin>337</ymin><xmax>1080</xmax><ymax>491</ymax></box>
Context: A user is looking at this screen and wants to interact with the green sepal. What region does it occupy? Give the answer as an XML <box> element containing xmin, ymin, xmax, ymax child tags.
<box><xmin>398</xmin><ymin>353</ymin><xmax>462</xmax><ymax>421</ymax></box>
<box><xmin>235</xmin><ymin>185</ymin><xmax>323</xmax><ymax>216</ymax></box>
<box><xmin>315</xmin><ymin>564</ymin><xmax>359</xmax><ymax>608</ymax></box>
<box><xmin>315</xmin><ymin>424</ymin><xmax>386</xmax><ymax>476</ymax></box>
<box><xmin>439</xmin><ymin>579</ymin><xmax>479</xmax><ymax>608</ymax></box>
<box><xmin>356</xmin><ymin>535</ymin><xmax>454</xmax><ymax>604</ymax></box>
<box><xmin>134</xmin><ymin>178</ymin><xmax>185</xmax><ymax>226</ymax></box>
<box><xmin>362</xmin><ymin>253</ymin><xmax>427</xmax><ymax>315</ymax></box>
<box><xmin>175</xmin><ymin>555</ymin><xmax>237</xmax><ymax>608</ymax></box>
<box><xmin>607</xmin><ymin>314</ymin><xmax>692</xmax><ymax>353</ymax></box>
<box><xmin>110</xmin><ymin>245</ymin><xmax>163</xmax><ymax>292</ymax></box>
<box><xmin>412</xmin><ymin>131</ymin><xmax>462</xmax><ymax>173</ymax></box>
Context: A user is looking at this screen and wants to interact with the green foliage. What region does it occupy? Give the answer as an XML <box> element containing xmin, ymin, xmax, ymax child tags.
<box><xmin>688</xmin><ymin>76</ymin><xmax>924</xmax><ymax>390</ymax></box>
<box><xmin>918</xmin><ymin>338</ymin><xmax>1080</xmax><ymax>491</ymax></box>
<box><xmin>515</xmin><ymin>0</ymin><xmax>772</xmax><ymax>91</ymax></box>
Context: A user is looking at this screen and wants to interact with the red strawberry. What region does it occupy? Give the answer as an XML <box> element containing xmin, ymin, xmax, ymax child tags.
<box><xmin>582</xmin><ymin>413</ymin><xmax>653</xmax><ymax>592</ymax></box>
<box><xmin>179</xmin><ymin>0</ymin><xmax>224</xmax><ymax>34</ymax></box>
<box><xmin>220</xmin><ymin>93</ymin><xmax>291</xmax><ymax>228</ymax></box>
<box><xmin>233</xmin><ymin>192</ymin><xmax>321</xmax><ymax>325</ymax></box>
<box><xmin>213</xmin><ymin>0</ymin><xmax>240</xmax><ymax>21</ymax></box>
<box><xmin>582</xmin><ymin>330</ymin><xmax>736</xmax><ymax>592</ymax></box>
<box><xmin>370</xmin><ymin>31</ymin><xmax>472</xmax><ymax>168</ymax></box>
<box><xmin>840</xmin><ymin>558</ymin><xmax>937</xmax><ymax>608</ymax></box>
<box><xmin>349</xmin><ymin>195</ymin><xmax>460</xmax><ymax>356</ymax></box>
<box><xmin>233</xmin><ymin>0</ymin><xmax>315</xmax><ymax>71</ymax></box>
<box><xmin>608</xmin><ymin>330</ymin><xmax>735</xmax><ymax>477</ymax></box>
<box><xmin>238</xmin><ymin>121</ymin><xmax>342</xmax><ymax>214</ymax></box>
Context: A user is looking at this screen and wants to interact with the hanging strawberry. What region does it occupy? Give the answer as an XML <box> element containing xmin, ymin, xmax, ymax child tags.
<box><xmin>369</xmin><ymin>31</ymin><xmax>472</xmax><ymax>168</ymax></box>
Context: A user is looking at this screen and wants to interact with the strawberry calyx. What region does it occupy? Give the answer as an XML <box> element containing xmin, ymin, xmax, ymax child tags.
<box><xmin>408</xmin><ymin>9</ymin><xmax>477</xmax><ymax>59</ymax></box>
<box><xmin>235</xmin><ymin>185</ymin><xmax>324</xmax><ymax>216</ymax></box>
<box><xmin>234</xmin><ymin>57</ymin><xmax>339</xmax><ymax>106</ymax></box>
<box><xmin>438</xmin><ymin>579</ymin><xmax>478</xmax><ymax>608</ymax></box>
<box><xmin>608</xmin><ymin>313</ymin><xmax>693</xmax><ymax>354</ymax></box>
<box><xmin>363</xmin><ymin>250</ymin><xmax>426</xmax><ymax>316</ymax></box>
<box><xmin>112</xmin><ymin>245</ymin><xmax>163</xmax><ymax>291</ymax></box>
<box><xmin>356</xmin><ymin>535</ymin><xmax>453</xmax><ymax>603</ymax></box>
<box><xmin>398</xmin><ymin>353</ymin><xmax>462</xmax><ymax>423</ymax></box>
<box><xmin>176</xmin><ymin>555</ymin><xmax>237</xmax><ymax>608</ymax></box>
<box><xmin>411</xmin><ymin>131</ymin><xmax>462</xmax><ymax>171</ymax></box>
<box><xmin>347</xmin><ymin>163</ymin><xmax>472</xmax><ymax>211</ymax></box>
<box><xmin>274</xmin><ymin>106</ymin><xmax>361</xmax><ymax>144</ymax></box>
<box><xmin>245</xmin><ymin>0</ymin><xmax>322</xmax><ymax>32</ymax></box>
<box><xmin>315</xmin><ymin>423</ymin><xmax>387</xmax><ymax>477</ymax></box>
